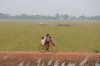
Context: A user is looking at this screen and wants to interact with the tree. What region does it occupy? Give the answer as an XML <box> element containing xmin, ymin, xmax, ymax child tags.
<box><xmin>55</xmin><ymin>13</ymin><xmax>60</xmax><ymax>19</ymax></box>
<box><xmin>63</xmin><ymin>14</ymin><xmax>69</xmax><ymax>20</ymax></box>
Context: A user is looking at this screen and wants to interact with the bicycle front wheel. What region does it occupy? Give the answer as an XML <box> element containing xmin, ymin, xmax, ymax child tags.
<box><xmin>39</xmin><ymin>45</ymin><xmax>46</xmax><ymax>53</ymax></box>
<box><xmin>50</xmin><ymin>46</ymin><xmax>58</xmax><ymax>53</ymax></box>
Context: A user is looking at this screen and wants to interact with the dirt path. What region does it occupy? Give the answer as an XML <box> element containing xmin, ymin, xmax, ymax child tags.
<box><xmin>0</xmin><ymin>51</ymin><xmax>100</xmax><ymax>66</ymax></box>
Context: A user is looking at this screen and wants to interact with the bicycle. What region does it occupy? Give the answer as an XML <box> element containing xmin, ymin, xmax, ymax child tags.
<box><xmin>39</xmin><ymin>44</ymin><xmax>58</xmax><ymax>53</ymax></box>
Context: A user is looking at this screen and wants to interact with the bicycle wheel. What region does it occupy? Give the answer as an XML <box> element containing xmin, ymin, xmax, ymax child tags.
<box><xmin>39</xmin><ymin>45</ymin><xmax>46</xmax><ymax>53</ymax></box>
<box><xmin>50</xmin><ymin>46</ymin><xmax>58</xmax><ymax>53</ymax></box>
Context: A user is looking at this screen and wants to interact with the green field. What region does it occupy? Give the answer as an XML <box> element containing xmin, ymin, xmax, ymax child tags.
<box><xmin>0</xmin><ymin>20</ymin><xmax>100</xmax><ymax>52</ymax></box>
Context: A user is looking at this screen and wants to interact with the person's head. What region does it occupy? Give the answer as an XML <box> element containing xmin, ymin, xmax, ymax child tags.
<box><xmin>46</xmin><ymin>34</ymin><xmax>49</xmax><ymax>37</ymax></box>
<box><xmin>41</xmin><ymin>37</ymin><xmax>44</xmax><ymax>39</ymax></box>
<box><xmin>49</xmin><ymin>37</ymin><xmax>51</xmax><ymax>39</ymax></box>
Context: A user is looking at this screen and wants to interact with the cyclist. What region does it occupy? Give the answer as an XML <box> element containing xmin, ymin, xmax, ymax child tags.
<box><xmin>44</xmin><ymin>34</ymin><xmax>51</xmax><ymax>51</ymax></box>
<box><xmin>40</xmin><ymin>34</ymin><xmax>57</xmax><ymax>53</ymax></box>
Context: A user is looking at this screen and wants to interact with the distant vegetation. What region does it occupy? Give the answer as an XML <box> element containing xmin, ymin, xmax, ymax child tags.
<box><xmin>0</xmin><ymin>13</ymin><xmax>100</xmax><ymax>20</ymax></box>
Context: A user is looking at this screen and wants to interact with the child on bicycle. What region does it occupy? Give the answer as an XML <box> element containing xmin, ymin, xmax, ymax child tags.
<box><xmin>49</xmin><ymin>37</ymin><xmax>56</xmax><ymax>46</ymax></box>
<box><xmin>41</xmin><ymin>37</ymin><xmax>45</xmax><ymax>45</ymax></box>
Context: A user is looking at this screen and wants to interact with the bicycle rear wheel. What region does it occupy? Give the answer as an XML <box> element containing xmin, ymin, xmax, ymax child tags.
<box><xmin>50</xmin><ymin>46</ymin><xmax>58</xmax><ymax>53</ymax></box>
<box><xmin>39</xmin><ymin>45</ymin><xmax>46</xmax><ymax>53</ymax></box>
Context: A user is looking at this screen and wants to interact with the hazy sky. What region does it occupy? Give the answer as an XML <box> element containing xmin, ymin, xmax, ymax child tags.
<box><xmin>0</xmin><ymin>0</ymin><xmax>100</xmax><ymax>16</ymax></box>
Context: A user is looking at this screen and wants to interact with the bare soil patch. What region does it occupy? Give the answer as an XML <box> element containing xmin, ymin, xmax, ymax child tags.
<box><xmin>57</xmin><ymin>23</ymin><xmax>71</xmax><ymax>27</ymax></box>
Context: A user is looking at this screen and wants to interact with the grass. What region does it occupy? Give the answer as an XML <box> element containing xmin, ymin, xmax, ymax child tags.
<box><xmin>0</xmin><ymin>20</ymin><xmax>100</xmax><ymax>52</ymax></box>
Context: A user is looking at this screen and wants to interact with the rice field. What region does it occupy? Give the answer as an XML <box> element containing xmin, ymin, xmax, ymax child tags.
<box><xmin>0</xmin><ymin>20</ymin><xmax>100</xmax><ymax>52</ymax></box>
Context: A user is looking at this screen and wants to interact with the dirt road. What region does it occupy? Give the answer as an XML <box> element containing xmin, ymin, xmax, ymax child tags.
<box><xmin>0</xmin><ymin>51</ymin><xmax>100</xmax><ymax>66</ymax></box>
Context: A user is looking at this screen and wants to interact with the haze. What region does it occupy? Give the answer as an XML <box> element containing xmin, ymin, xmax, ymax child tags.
<box><xmin>0</xmin><ymin>0</ymin><xmax>100</xmax><ymax>16</ymax></box>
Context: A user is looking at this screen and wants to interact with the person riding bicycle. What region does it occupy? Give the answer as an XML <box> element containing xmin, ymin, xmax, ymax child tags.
<box><xmin>40</xmin><ymin>34</ymin><xmax>58</xmax><ymax>53</ymax></box>
<box><xmin>44</xmin><ymin>34</ymin><xmax>50</xmax><ymax>44</ymax></box>
<box><xmin>44</xmin><ymin>34</ymin><xmax>51</xmax><ymax>51</ymax></box>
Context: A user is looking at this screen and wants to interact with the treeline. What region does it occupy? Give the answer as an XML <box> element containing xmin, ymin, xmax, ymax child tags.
<box><xmin>0</xmin><ymin>13</ymin><xmax>100</xmax><ymax>20</ymax></box>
